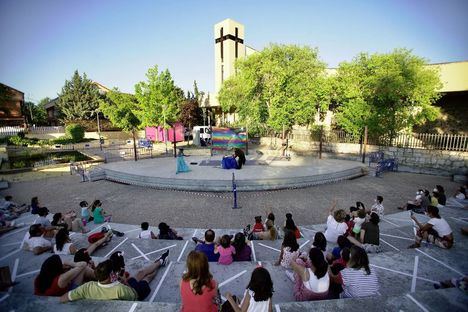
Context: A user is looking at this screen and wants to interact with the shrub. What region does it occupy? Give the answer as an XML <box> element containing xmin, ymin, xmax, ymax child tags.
<box><xmin>65</xmin><ymin>124</ymin><xmax>85</xmax><ymax>143</ymax></box>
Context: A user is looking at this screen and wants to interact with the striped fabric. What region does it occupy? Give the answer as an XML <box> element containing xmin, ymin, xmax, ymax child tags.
<box><xmin>212</xmin><ymin>127</ymin><xmax>247</xmax><ymax>150</ymax></box>
<box><xmin>341</xmin><ymin>268</ymin><xmax>379</xmax><ymax>298</ymax></box>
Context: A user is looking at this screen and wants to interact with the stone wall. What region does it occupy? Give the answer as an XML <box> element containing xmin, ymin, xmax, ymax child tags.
<box><xmin>258</xmin><ymin>137</ymin><xmax>468</xmax><ymax>175</ymax></box>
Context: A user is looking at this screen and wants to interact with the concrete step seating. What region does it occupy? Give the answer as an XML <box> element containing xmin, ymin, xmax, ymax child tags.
<box><xmin>1</xmin><ymin>206</ymin><xmax>467</xmax><ymax>311</ymax></box>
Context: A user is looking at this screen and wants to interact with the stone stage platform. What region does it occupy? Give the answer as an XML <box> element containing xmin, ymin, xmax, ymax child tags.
<box><xmin>91</xmin><ymin>155</ymin><xmax>368</xmax><ymax>191</ymax></box>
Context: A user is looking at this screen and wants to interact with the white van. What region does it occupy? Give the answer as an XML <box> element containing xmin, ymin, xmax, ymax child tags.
<box><xmin>192</xmin><ymin>126</ymin><xmax>211</xmax><ymax>146</ymax></box>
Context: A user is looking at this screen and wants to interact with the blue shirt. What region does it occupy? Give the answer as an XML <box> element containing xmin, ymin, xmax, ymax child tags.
<box><xmin>195</xmin><ymin>243</ymin><xmax>219</xmax><ymax>262</ymax></box>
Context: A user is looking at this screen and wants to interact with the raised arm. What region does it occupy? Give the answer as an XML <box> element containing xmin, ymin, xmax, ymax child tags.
<box><xmin>329</xmin><ymin>199</ymin><xmax>337</xmax><ymax>215</ymax></box>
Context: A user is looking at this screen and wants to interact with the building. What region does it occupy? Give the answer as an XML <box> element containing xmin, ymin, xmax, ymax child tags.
<box><xmin>210</xmin><ymin>19</ymin><xmax>468</xmax><ymax>131</ymax></box>
<box><xmin>0</xmin><ymin>83</ymin><xmax>25</xmax><ymax>126</ymax></box>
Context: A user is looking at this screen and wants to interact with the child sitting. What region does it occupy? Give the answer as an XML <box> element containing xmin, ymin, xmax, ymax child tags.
<box><xmin>275</xmin><ymin>231</ymin><xmax>299</xmax><ymax>269</ymax></box>
<box><xmin>352</xmin><ymin>209</ymin><xmax>367</xmax><ymax>238</ymax></box>
<box><xmin>252</xmin><ymin>216</ymin><xmax>264</xmax><ymax>233</ymax></box>
<box><xmin>91</xmin><ymin>200</ymin><xmax>111</xmax><ymax>224</ymax></box>
<box><xmin>139</xmin><ymin>222</ymin><xmax>157</xmax><ymax>239</ymax></box>
<box><xmin>216</xmin><ymin>234</ymin><xmax>236</xmax><ymax>265</ymax></box>
<box><xmin>80</xmin><ymin>201</ymin><xmax>90</xmax><ymax>224</ymax></box>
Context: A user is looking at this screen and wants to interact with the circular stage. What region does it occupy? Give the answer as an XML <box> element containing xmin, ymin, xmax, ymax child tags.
<box><xmin>94</xmin><ymin>155</ymin><xmax>368</xmax><ymax>191</ymax></box>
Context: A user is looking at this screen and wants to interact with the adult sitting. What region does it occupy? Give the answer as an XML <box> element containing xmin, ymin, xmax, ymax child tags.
<box><xmin>23</xmin><ymin>224</ymin><xmax>52</xmax><ymax>255</ymax></box>
<box><xmin>330</xmin><ymin>246</ymin><xmax>379</xmax><ymax>298</ymax></box>
<box><xmin>324</xmin><ymin>200</ymin><xmax>348</xmax><ymax>243</ymax></box>
<box><xmin>192</xmin><ymin>229</ymin><xmax>220</xmax><ymax>262</ymax></box>
<box><xmin>60</xmin><ymin>260</ymin><xmax>137</xmax><ymax>302</ymax></box>
<box><xmin>248</xmin><ymin>219</ymin><xmax>277</xmax><ymax>240</ymax></box>
<box><xmin>51</xmin><ymin>212</ymin><xmax>88</xmax><ymax>233</ymax></box>
<box><xmin>288</xmin><ymin>247</ymin><xmax>330</xmax><ymax>301</ymax></box>
<box><xmin>347</xmin><ymin>212</ymin><xmax>382</xmax><ymax>253</ymax></box>
<box><xmin>233</xmin><ymin>148</ymin><xmax>246</xmax><ymax>169</ymax></box>
<box><xmin>35</xmin><ymin>255</ymin><xmax>92</xmax><ymax>296</ymax></box>
<box><xmin>409</xmin><ymin>206</ymin><xmax>453</xmax><ymax>249</ymax></box>
<box><xmin>158</xmin><ymin>222</ymin><xmax>183</xmax><ymax>240</ymax></box>
<box><xmin>180</xmin><ymin>251</ymin><xmax>219</xmax><ymax>312</ymax></box>
<box><xmin>53</xmin><ymin>228</ymin><xmax>112</xmax><ymax>256</ymax></box>
<box><xmin>224</xmin><ymin>267</ymin><xmax>273</xmax><ymax>312</ymax></box>
<box><xmin>232</xmin><ymin>232</ymin><xmax>252</xmax><ymax>262</ymax></box>
<box><xmin>398</xmin><ymin>189</ymin><xmax>429</xmax><ymax>213</ymax></box>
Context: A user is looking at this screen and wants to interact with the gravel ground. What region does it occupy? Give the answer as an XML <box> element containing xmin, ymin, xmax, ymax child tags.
<box><xmin>0</xmin><ymin>172</ymin><xmax>461</xmax><ymax>228</ymax></box>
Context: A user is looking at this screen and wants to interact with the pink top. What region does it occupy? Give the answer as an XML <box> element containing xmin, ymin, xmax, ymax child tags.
<box><xmin>180</xmin><ymin>279</ymin><xmax>218</xmax><ymax>312</ymax></box>
<box><xmin>218</xmin><ymin>245</ymin><xmax>236</xmax><ymax>265</ymax></box>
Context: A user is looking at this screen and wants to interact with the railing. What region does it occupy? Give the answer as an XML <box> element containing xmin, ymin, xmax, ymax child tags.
<box><xmin>28</xmin><ymin>126</ymin><xmax>64</xmax><ymax>134</ymax></box>
<box><xmin>0</xmin><ymin>126</ymin><xmax>24</xmax><ymax>138</ymax></box>
<box><xmin>104</xmin><ymin>147</ymin><xmax>153</xmax><ymax>163</ymax></box>
<box><xmin>287</xmin><ymin>129</ymin><xmax>468</xmax><ymax>152</ymax></box>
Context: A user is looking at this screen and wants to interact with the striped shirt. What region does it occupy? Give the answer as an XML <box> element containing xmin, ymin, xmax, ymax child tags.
<box><xmin>340</xmin><ymin>268</ymin><xmax>379</xmax><ymax>298</ymax></box>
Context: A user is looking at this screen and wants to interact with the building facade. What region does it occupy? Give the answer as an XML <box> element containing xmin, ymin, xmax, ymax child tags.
<box><xmin>0</xmin><ymin>83</ymin><xmax>25</xmax><ymax>126</ymax></box>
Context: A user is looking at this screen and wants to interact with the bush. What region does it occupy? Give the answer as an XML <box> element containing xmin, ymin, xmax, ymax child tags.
<box><xmin>65</xmin><ymin>124</ymin><xmax>85</xmax><ymax>143</ymax></box>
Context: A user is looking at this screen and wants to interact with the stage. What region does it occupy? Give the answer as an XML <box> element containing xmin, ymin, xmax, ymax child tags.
<box><xmin>92</xmin><ymin>155</ymin><xmax>368</xmax><ymax>191</ymax></box>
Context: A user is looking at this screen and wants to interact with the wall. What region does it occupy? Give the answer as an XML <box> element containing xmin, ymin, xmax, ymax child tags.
<box><xmin>26</xmin><ymin>131</ymin><xmax>146</xmax><ymax>140</ymax></box>
<box><xmin>259</xmin><ymin>137</ymin><xmax>468</xmax><ymax>174</ymax></box>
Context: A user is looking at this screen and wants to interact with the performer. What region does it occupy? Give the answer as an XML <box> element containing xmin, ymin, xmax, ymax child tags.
<box><xmin>176</xmin><ymin>148</ymin><xmax>191</xmax><ymax>174</ymax></box>
<box><xmin>233</xmin><ymin>148</ymin><xmax>246</xmax><ymax>169</ymax></box>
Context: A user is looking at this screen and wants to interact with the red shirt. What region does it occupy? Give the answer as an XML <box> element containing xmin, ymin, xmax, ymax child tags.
<box><xmin>253</xmin><ymin>222</ymin><xmax>264</xmax><ymax>233</ymax></box>
<box><xmin>34</xmin><ymin>275</ymin><xmax>68</xmax><ymax>296</ymax></box>
<box><xmin>294</xmin><ymin>228</ymin><xmax>301</xmax><ymax>239</ymax></box>
<box><xmin>180</xmin><ymin>279</ymin><xmax>218</xmax><ymax>312</ymax></box>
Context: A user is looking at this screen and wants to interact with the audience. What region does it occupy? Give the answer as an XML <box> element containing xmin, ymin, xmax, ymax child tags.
<box><xmin>53</xmin><ymin>228</ymin><xmax>112</xmax><ymax>255</ymax></box>
<box><xmin>455</xmin><ymin>186</ymin><xmax>466</xmax><ymax>200</ymax></box>
<box><xmin>347</xmin><ymin>212</ymin><xmax>382</xmax><ymax>253</ymax></box>
<box><xmin>216</xmin><ymin>234</ymin><xmax>236</xmax><ymax>265</ymax></box>
<box><xmin>369</xmin><ymin>196</ymin><xmax>384</xmax><ymax>217</ymax></box>
<box><xmin>180</xmin><ymin>251</ymin><xmax>219</xmax><ymax>312</ymax></box>
<box><xmin>35</xmin><ymin>255</ymin><xmax>92</xmax><ymax>296</ymax></box>
<box><xmin>324</xmin><ymin>200</ymin><xmax>348</xmax><ymax>243</ymax></box>
<box><xmin>312</xmin><ymin>232</ymin><xmax>327</xmax><ymax>257</ymax></box>
<box><xmin>399</xmin><ymin>189</ymin><xmax>429</xmax><ymax>213</ymax></box>
<box><xmin>51</xmin><ymin>212</ymin><xmax>88</xmax><ymax>233</ymax></box>
<box><xmin>79</xmin><ymin>201</ymin><xmax>91</xmax><ymax>224</ymax></box>
<box><xmin>247</xmin><ymin>220</ymin><xmax>277</xmax><ymax>241</ymax></box>
<box><xmin>252</xmin><ymin>216</ymin><xmax>265</xmax><ymax>233</ymax></box>
<box><xmin>409</xmin><ymin>206</ymin><xmax>454</xmax><ymax>249</ymax></box>
<box><xmin>435</xmin><ymin>185</ymin><xmax>447</xmax><ymax>206</ymax></box>
<box><xmin>157</xmin><ymin>222</ymin><xmax>183</xmax><ymax>240</ymax></box>
<box><xmin>232</xmin><ymin>232</ymin><xmax>252</xmax><ymax>262</ymax></box>
<box><xmin>139</xmin><ymin>222</ymin><xmax>157</xmax><ymax>239</ymax></box>
<box><xmin>288</xmin><ymin>248</ymin><xmax>330</xmax><ymax>301</ymax></box>
<box><xmin>23</xmin><ymin>224</ymin><xmax>52</xmax><ymax>255</ymax></box>
<box><xmin>193</xmin><ymin>229</ymin><xmax>220</xmax><ymax>262</ymax></box>
<box><xmin>275</xmin><ymin>231</ymin><xmax>299</xmax><ymax>269</ymax></box>
<box><xmin>224</xmin><ymin>267</ymin><xmax>274</xmax><ymax>312</ymax></box>
<box><xmin>351</xmin><ymin>209</ymin><xmax>366</xmax><ymax>239</ymax></box>
<box><xmin>30</xmin><ymin>196</ymin><xmax>41</xmax><ymax>215</ymax></box>
<box><xmin>91</xmin><ymin>200</ymin><xmax>112</xmax><ymax>224</ymax></box>
<box><xmin>284</xmin><ymin>213</ymin><xmax>301</xmax><ymax>239</ymax></box>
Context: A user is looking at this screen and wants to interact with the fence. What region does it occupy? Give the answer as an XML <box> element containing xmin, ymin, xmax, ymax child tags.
<box><xmin>286</xmin><ymin>129</ymin><xmax>468</xmax><ymax>152</ymax></box>
<box><xmin>104</xmin><ymin>147</ymin><xmax>153</xmax><ymax>163</ymax></box>
<box><xmin>0</xmin><ymin>126</ymin><xmax>24</xmax><ymax>138</ymax></box>
<box><xmin>28</xmin><ymin>126</ymin><xmax>64</xmax><ymax>134</ymax></box>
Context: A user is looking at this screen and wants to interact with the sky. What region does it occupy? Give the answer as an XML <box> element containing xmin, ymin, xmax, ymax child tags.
<box><xmin>1</xmin><ymin>0</ymin><xmax>467</xmax><ymax>103</ymax></box>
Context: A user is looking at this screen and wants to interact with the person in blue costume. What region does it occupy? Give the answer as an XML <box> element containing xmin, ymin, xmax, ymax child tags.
<box><xmin>176</xmin><ymin>148</ymin><xmax>191</xmax><ymax>174</ymax></box>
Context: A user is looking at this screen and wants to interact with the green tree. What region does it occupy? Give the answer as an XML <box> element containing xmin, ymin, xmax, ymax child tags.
<box><xmin>100</xmin><ymin>90</ymin><xmax>141</xmax><ymax>161</ymax></box>
<box><xmin>333</xmin><ymin>49</ymin><xmax>441</xmax><ymax>141</ymax></box>
<box><xmin>57</xmin><ymin>70</ymin><xmax>101</xmax><ymax>121</ymax></box>
<box><xmin>22</xmin><ymin>98</ymin><xmax>49</xmax><ymax>125</ymax></box>
<box><xmin>218</xmin><ymin>44</ymin><xmax>330</xmax><ymax>134</ymax></box>
<box><xmin>134</xmin><ymin>65</ymin><xmax>183</xmax><ymax>128</ymax></box>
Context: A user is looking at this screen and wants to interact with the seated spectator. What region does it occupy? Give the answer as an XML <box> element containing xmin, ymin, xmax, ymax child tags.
<box><xmin>180</xmin><ymin>251</ymin><xmax>219</xmax><ymax>312</ymax></box>
<box><xmin>107</xmin><ymin>250</ymin><xmax>169</xmax><ymax>300</ymax></box>
<box><xmin>158</xmin><ymin>222</ymin><xmax>183</xmax><ymax>240</ymax></box>
<box><xmin>312</xmin><ymin>232</ymin><xmax>327</xmax><ymax>257</ymax></box>
<box><xmin>347</xmin><ymin>212</ymin><xmax>382</xmax><ymax>253</ymax></box>
<box><xmin>431</xmin><ymin>190</ymin><xmax>440</xmax><ymax>207</ymax></box>
<box><xmin>434</xmin><ymin>276</ymin><xmax>468</xmax><ymax>292</ymax></box>
<box><xmin>324</xmin><ymin>200</ymin><xmax>348</xmax><ymax>243</ymax></box>
<box><xmin>60</xmin><ymin>260</ymin><xmax>137</xmax><ymax>302</ymax></box>
<box><xmin>30</xmin><ymin>196</ymin><xmax>41</xmax><ymax>215</ymax></box>
<box><xmin>248</xmin><ymin>219</ymin><xmax>277</xmax><ymax>240</ymax></box>
<box><xmin>138</xmin><ymin>222</ymin><xmax>157</xmax><ymax>239</ymax></box>
<box><xmin>352</xmin><ymin>209</ymin><xmax>366</xmax><ymax>239</ymax></box>
<box><xmin>53</xmin><ymin>228</ymin><xmax>112</xmax><ymax>255</ymax></box>
<box><xmin>332</xmin><ymin>247</ymin><xmax>350</xmax><ymax>268</ymax></box>
<box><xmin>284</xmin><ymin>213</ymin><xmax>301</xmax><ymax>239</ymax></box>
<box><xmin>369</xmin><ymin>196</ymin><xmax>384</xmax><ymax>217</ymax></box>
<box><xmin>0</xmin><ymin>195</ymin><xmax>28</xmax><ymax>214</ymax></box>
<box><xmin>51</xmin><ymin>212</ymin><xmax>88</xmax><ymax>233</ymax></box>
<box><xmin>455</xmin><ymin>186</ymin><xmax>466</xmax><ymax>200</ymax></box>
<box><xmin>215</xmin><ymin>234</ymin><xmax>236</xmax><ymax>265</ymax></box>
<box><xmin>23</xmin><ymin>224</ymin><xmax>52</xmax><ymax>255</ymax></box>
<box><xmin>275</xmin><ymin>231</ymin><xmax>299</xmax><ymax>269</ymax></box>
<box><xmin>224</xmin><ymin>267</ymin><xmax>274</xmax><ymax>311</ymax></box>
<box><xmin>91</xmin><ymin>200</ymin><xmax>112</xmax><ymax>224</ymax></box>
<box><xmin>74</xmin><ymin>248</ymin><xmax>96</xmax><ymax>271</ymax></box>
<box><xmin>328</xmin><ymin>235</ymin><xmax>351</xmax><ymax>262</ymax></box>
<box><xmin>409</xmin><ymin>206</ymin><xmax>453</xmax><ymax>249</ymax></box>
<box><xmin>232</xmin><ymin>232</ymin><xmax>252</xmax><ymax>262</ymax></box>
<box><xmin>79</xmin><ymin>201</ymin><xmax>91</xmax><ymax>224</ymax></box>
<box><xmin>331</xmin><ymin>246</ymin><xmax>379</xmax><ymax>298</ymax></box>
<box><xmin>36</xmin><ymin>207</ymin><xmax>57</xmax><ymax>237</ymax></box>
<box><xmin>0</xmin><ymin>218</ymin><xmax>16</xmax><ymax>234</ymax></box>
<box><xmin>399</xmin><ymin>189</ymin><xmax>429</xmax><ymax>213</ymax></box>
<box><xmin>35</xmin><ymin>255</ymin><xmax>92</xmax><ymax>296</ymax></box>
<box><xmin>436</xmin><ymin>185</ymin><xmax>447</xmax><ymax>206</ymax></box>
<box><xmin>288</xmin><ymin>248</ymin><xmax>330</xmax><ymax>301</ymax></box>
<box><xmin>51</xmin><ymin>213</ymin><xmax>68</xmax><ymax>230</ymax></box>
<box><xmin>252</xmin><ymin>216</ymin><xmax>265</xmax><ymax>233</ymax></box>
<box><xmin>193</xmin><ymin>229</ymin><xmax>220</xmax><ymax>262</ymax></box>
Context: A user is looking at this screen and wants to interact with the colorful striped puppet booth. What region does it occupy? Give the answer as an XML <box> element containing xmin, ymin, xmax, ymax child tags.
<box><xmin>211</xmin><ymin>127</ymin><xmax>247</xmax><ymax>151</ymax></box>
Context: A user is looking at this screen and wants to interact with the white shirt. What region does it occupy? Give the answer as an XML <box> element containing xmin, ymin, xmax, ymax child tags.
<box><xmin>54</xmin><ymin>242</ymin><xmax>73</xmax><ymax>255</ymax></box>
<box><xmin>324</xmin><ymin>215</ymin><xmax>348</xmax><ymax>243</ymax></box>
<box><xmin>303</xmin><ymin>268</ymin><xmax>329</xmax><ymax>293</ymax></box>
<box><xmin>139</xmin><ymin>229</ymin><xmax>153</xmax><ymax>239</ymax></box>
<box><xmin>26</xmin><ymin>236</ymin><xmax>52</xmax><ymax>251</ymax></box>
<box><xmin>455</xmin><ymin>193</ymin><xmax>466</xmax><ymax>200</ymax></box>
<box><xmin>371</xmin><ymin>203</ymin><xmax>384</xmax><ymax>217</ymax></box>
<box><xmin>241</xmin><ymin>289</ymin><xmax>270</xmax><ymax>312</ymax></box>
<box><xmin>428</xmin><ymin>218</ymin><xmax>452</xmax><ymax>237</ymax></box>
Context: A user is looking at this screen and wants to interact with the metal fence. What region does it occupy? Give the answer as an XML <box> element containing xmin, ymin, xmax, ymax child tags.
<box><xmin>0</xmin><ymin>126</ymin><xmax>24</xmax><ymax>138</ymax></box>
<box><xmin>104</xmin><ymin>147</ymin><xmax>153</xmax><ymax>163</ymax></box>
<box><xmin>287</xmin><ymin>130</ymin><xmax>468</xmax><ymax>152</ymax></box>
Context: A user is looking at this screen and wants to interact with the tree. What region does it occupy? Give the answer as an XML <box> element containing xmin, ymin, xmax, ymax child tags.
<box><xmin>100</xmin><ymin>90</ymin><xmax>141</xmax><ymax>161</ymax></box>
<box><xmin>333</xmin><ymin>49</ymin><xmax>441</xmax><ymax>141</ymax></box>
<box><xmin>134</xmin><ymin>65</ymin><xmax>184</xmax><ymax>128</ymax></box>
<box><xmin>22</xmin><ymin>98</ymin><xmax>49</xmax><ymax>126</ymax></box>
<box><xmin>218</xmin><ymin>44</ymin><xmax>330</xmax><ymax>135</ymax></box>
<box><xmin>179</xmin><ymin>99</ymin><xmax>203</xmax><ymax>129</ymax></box>
<box><xmin>57</xmin><ymin>70</ymin><xmax>101</xmax><ymax>121</ymax></box>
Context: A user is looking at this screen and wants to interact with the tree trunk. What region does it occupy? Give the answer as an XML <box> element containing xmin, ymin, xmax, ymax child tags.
<box><xmin>132</xmin><ymin>130</ymin><xmax>138</xmax><ymax>162</ymax></box>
